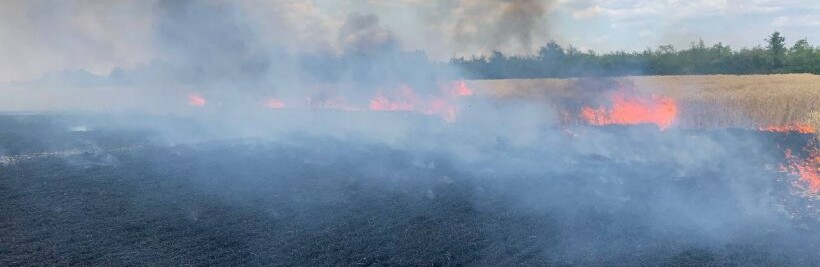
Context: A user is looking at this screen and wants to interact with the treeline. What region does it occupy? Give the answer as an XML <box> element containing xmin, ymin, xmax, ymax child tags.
<box><xmin>450</xmin><ymin>32</ymin><xmax>820</xmax><ymax>79</ymax></box>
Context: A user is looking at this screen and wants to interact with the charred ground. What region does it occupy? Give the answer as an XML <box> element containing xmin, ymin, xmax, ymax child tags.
<box><xmin>0</xmin><ymin>114</ymin><xmax>818</xmax><ymax>266</ymax></box>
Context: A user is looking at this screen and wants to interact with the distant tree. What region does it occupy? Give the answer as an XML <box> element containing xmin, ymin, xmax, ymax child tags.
<box><xmin>766</xmin><ymin>31</ymin><xmax>787</xmax><ymax>70</ymax></box>
<box><xmin>537</xmin><ymin>41</ymin><xmax>565</xmax><ymax>60</ymax></box>
<box><xmin>707</xmin><ymin>42</ymin><xmax>733</xmax><ymax>73</ymax></box>
<box><xmin>448</xmin><ymin>32</ymin><xmax>819</xmax><ymax>79</ymax></box>
<box><xmin>786</xmin><ymin>38</ymin><xmax>816</xmax><ymax>73</ymax></box>
<box><xmin>657</xmin><ymin>44</ymin><xmax>676</xmax><ymax>54</ymax></box>
<box><xmin>791</xmin><ymin>38</ymin><xmax>811</xmax><ymax>52</ymax></box>
<box><xmin>766</xmin><ymin>32</ymin><xmax>787</xmax><ymax>55</ymax></box>
<box><xmin>694</xmin><ymin>39</ymin><xmax>706</xmax><ymax>50</ymax></box>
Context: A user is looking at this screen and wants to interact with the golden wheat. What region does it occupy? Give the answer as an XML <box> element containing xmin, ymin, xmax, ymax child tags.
<box><xmin>467</xmin><ymin>74</ymin><xmax>820</xmax><ymax>132</ymax></box>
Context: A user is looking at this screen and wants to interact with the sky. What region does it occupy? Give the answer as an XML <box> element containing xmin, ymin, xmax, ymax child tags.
<box><xmin>0</xmin><ymin>0</ymin><xmax>818</xmax><ymax>83</ymax></box>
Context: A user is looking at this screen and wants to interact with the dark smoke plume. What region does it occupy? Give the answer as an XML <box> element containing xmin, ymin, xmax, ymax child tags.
<box><xmin>453</xmin><ymin>0</ymin><xmax>553</xmax><ymax>54</ymax></box>
<box><xmin>494</xmin><ymin>0</ymin><xmax>547</xmax><ymax>50</ymax></box>
<box><xmin>338</xmin><ymin>12</ymin><xmax>398</xmax><ymax>55</ymax></box>
<box><xmin>155</xmin><ymin>0</ymin><xmax>271</xmax><ymax>83</ymax></box>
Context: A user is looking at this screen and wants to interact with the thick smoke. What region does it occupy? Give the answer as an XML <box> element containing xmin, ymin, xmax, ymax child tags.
<box><xmin>0</xmin><ymin>1</ymin><xmax>818</xmax><ymax>265</ymax></box>
<box><xmin>338</xmin><ymin>12</ymin><xmax>397</xmax><ymax>55</ymax></box>
<box><xmin>452</xmin><ymin>0</ymin><xmax>553</xmax><ymax>55</ymax></box>
<box><xmin>493</xmin><ymin>0</ymin><xmax>549</xmax><ymax>51</ymax></box>
<box><xmin>0</xmin><ymin>0</ymin><xmax>156</xmax><ymax>82</ymax></box>
<box><xmin>155</xmin><ymin>0</ymin><xmax>270</xmax><ymax>83</ymax></box>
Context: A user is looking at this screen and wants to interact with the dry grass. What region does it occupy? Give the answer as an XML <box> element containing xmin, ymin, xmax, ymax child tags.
<box><xmin>467</xmin><ymin>74</ymin><xmax>820</xmax><ymax>132</ymax></box>
<box><xmin>809</xmin><ymin>111</ymin><xmax>820</xmax><ymax>133</ymax></box>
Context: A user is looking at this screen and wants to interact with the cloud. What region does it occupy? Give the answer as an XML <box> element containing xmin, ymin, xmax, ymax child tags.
<box><xmin>553</xmin><ymin>0</ymin><xmax>820</xmax><ymax>52</ymax></box>
<box><xmin>0</xmin><ymin>0</ymin><xmax>157</xmax><ymax>82</ymax></box>
<box><xmin>237</xmin><ymin>0</ymin><xmax>337</xmax><ymax>53</ymax></box>
<box><xmin>0</xmin><ymin>0</ymin><xmax>818</xmax><ymax>83</ymax></box>
<box><xmin>571</xmin><ymin>5</ymin><xmax>604</xmax><ymax>19</ymax></box>
<box><xmin>773</xmin><ymin>15</ymin><xmax>820</xmax><ymax>28</ymax></box>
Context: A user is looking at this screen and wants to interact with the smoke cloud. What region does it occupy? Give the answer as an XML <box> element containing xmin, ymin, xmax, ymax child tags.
<box><xmin>0</xmin><ymin>0</ymin><xmax>562</xmax><ymax>85</ymax></box>
<box><xmin>338</xmin><ymin>12</ymin><xmax>397</xmax><ymax>55</ymax></box>
<box><xmin>0</xmin><ymin>1</ymin><xmax>818</xmax><ymax>265</ymax></box>
<box><xmin>0</xmin><ymin>0</ymin><xmax>156</xmax><ymax>82</ymax></box>
<box><xmin>452</xmin><ymin>0</ymin><xmax>552</xmax><ymax>55</ymax></box>
<box><xmin>155</xmin><ymin>0</ymin><xmax>270</xmax><ymax>83</ymax></box>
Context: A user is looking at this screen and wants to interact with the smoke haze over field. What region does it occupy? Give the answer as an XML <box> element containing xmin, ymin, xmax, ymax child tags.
<box><xmin>1</xmin><ymin>0</ymin><xmax>553</xmax><ymax>84</ymax></box>
<box><xmin>0</xmin><ymin>1</ymin><xmax>819</xmax><ymax>265</ymax></box>
<box><xmin>2</xmin><ymin>0</ymin><xmax>818</xmax><ymax>82</ymax></box>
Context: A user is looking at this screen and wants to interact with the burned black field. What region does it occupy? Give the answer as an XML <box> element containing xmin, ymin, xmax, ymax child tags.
<box><xmin>1</xmin><ymin>115</ymin><xmax>819</xmax><ymax>266</ymax></box>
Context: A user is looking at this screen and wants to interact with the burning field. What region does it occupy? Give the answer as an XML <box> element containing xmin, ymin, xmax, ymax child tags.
<box><xmin>1</xmin><ymin>1</ymin><xmax>819</xmax><ymax>265</ymax></box>
<box><xmin>1</xmin><ymin>79</ymin><xmax>819</xmax><ymax>266</ymax></box>
<box><xmin>470</xmin><ymin>74</ymin><xmax>820</xmax><ymax>132</ymax></box>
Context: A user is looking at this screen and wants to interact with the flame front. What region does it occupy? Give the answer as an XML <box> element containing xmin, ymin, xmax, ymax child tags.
<box><xmin>367</xmin><ymin>83</ymin><xmax>466</xmax><ymax>122</ymax></box>
<box><xmin>249</xmin><ymin>81</ymin><xmax>473</xmax><ymax>122</ymax></box>
<box><xmin>369</xmin><ymin>86</ymin><xmax>418</xmax><ymax>112</ymax></box>
<box><xmin>580</xmin><ymin>90</ymin><xmax>678</xmax><ymax>130</ymax></box>
<box><xmin>761</xmin><ymin>123</ymin><xmax>816</xmax><ymax>134</ymax></box>
<box><xmin>782</xmin><ymin>147</ymin><xmax>820</xmax><ymax>194</ymax></box>
<box><xmin>187</xmin><ymin>93</ymin><xmax>206</xmax><ymax>107</ymax></box>
<box><xmin>453</xmin><ymin>80</ymin><xmax>474</xmax><ymax>96</ymax></box>
<box><xmin>265</xmin><ymin>98</ymin><xmax>286</xmax><ymax>109</ymax></box>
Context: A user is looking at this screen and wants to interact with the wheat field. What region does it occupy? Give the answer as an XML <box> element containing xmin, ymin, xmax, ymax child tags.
<box><xmin>467</xmin><ymin>74</ymin><xmax>820</xmax><ymax>131</ymax></box>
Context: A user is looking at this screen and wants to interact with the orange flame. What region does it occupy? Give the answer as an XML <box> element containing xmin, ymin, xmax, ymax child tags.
<box><xmin>187</xmin><ymin>93</ymin><xmax>206</xmax><ymax>107</ymax></box>
<box><xmin>366</xmin><ymin>83</ymin><xmax>470</xmax><ymax>122</ymax></box>
<box><xmin>452</xmin><ymin>80</ymin><xmax>474</xmax><ymax>96</ymax></box>
<box><xmin>369</xmin><ymin>86</ymin><xmax>417</xmax><ymax>112</ymax></box>
<box><xmin>782</xmin><ymin>147</ymin><xmax>820</xmax><ymax>194</ymax></box>
<box><xmin>265</xmin><ymin>98</ymin><xmax>286</xmax><ymax>109</ymax></box>
<box><xmin>580</xmin><ymin>90</ymin><xmax>678</xmax><ymax>130</ymax></box>
<box><xmin>761</xmin><ymin>123</ymin><xmax>816</xmax><ymax>134</ymax></box>
<box><xmin>260</xmin><ymin>81</ymin><xmax>472</xmax><ymax>121</ymax></box>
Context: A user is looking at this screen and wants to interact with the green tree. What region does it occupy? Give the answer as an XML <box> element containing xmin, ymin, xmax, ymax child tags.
<box><xmin>449</xmin><ymin>32</ymin><xmax>820</xmax><ymax>79</ymax></box>
<box><xmin>766</xmin><ymin>31</ymin><xmax>787</xmax><ymax>70</ymax></box>
<box><xmin>787</xmin><ymin>38</ymin><xmax>816</xmax><ymax>73</ymax></box>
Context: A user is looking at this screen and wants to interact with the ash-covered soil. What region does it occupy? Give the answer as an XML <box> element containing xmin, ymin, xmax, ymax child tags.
<box><xmin>0</xmin><ymin>115</ymin><xmax>818</xmax><ymax>266</ymax></box>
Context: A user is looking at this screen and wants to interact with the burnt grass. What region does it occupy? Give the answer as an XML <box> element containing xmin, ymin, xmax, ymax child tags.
<box><xmin>1</xmin><ymin>115</ymin><xmax>819</xmax><ymax>266</ymax></box>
